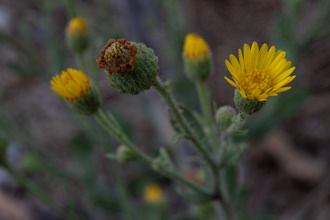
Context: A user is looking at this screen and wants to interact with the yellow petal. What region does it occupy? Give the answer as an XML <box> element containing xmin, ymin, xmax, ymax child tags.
<box><xmin>224</xmin><ymin>76</ymin><xmax>238</xmax><ymax>88</ymax></box>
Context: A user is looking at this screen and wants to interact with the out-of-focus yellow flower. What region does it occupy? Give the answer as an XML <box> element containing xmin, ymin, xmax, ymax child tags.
<box><xmin>66</xmin><ymin>17</ymin><xmax>89</xmax><ymax>53</ymax></box>
<box><xmin>50</xmin><ymin>68</ymin><xmax>90</xmax><ymax>101</ymax></box>
<box><xmin>143</xmin><ymin>184</ymin><xmax>164</xmax><ymax>204</ymax></box>
<box><xmin>183</xmin><ymin>33</ymin><xmax>212</xmax><ymax>81</ymax></box>
<box><xmin>67</xmin><ymin>17</ymin><xmax>88</xmax><ymax>33</ymax></box>
<box><xmin>225</xmin><ymin>42</ymin><xmax>296</xmax><ymax>101</ymax></box>
<box><xmin>183</xmin><ymin>33</ymin><xmax>210</xmax><ymax>60</ymax></box>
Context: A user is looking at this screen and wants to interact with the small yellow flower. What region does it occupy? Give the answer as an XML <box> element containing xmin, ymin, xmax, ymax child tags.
<box><xmin>183</xmin><ymin>33</ymin><xmax>210</xmax><ymax>60</ymax></box>
<box><xmin>143</xmin><ymin>184</ymin><xmax>164</xmax><ymax>204</ymax></box>
<box><xmin>50</xmin><ymin>68</ymin><xmax>90</xmax><ymax>100</ymax></box>
<box><xmin>225</xmin><ymin>42</ymin><xmax>296</xmax><ymax>101</ymax></box>
<box><xmin>67</xmin><ymin>17</ymin><xmax>88</xmax><ymax>33</ymax></box>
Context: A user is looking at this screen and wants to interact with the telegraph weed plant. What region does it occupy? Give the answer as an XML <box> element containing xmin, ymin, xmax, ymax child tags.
<box><xmin>50</xmin><ymin>28</ymin><xmax>295</xmax><ymax>219</ymax></box>
<box><xmin>11</xmin><ymin>1</ymin><xmax>330</xmax><ymax>219</ymax></box>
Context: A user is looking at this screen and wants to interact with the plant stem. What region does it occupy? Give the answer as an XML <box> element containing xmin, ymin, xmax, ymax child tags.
<box><xmin>196</xmin><ymin>81</ymin><xmax>213</xmax><ymax>127</ymax></box>
<box><xmin>196</xmin><ymin>80</ymin><xmax>219</xmax><ymax>148</ymax></box>
<box><xmin>153</xmin><ymin>77</ymin><xmax>218</xmax><ymax>174</ymax></box>
<box><xmin>172</xmin><ymin>172</ymin><xmax>212</xmax><ymax>197</ymax></box>
<box><xmin>65</xmin><ymin>0</ymin><xmax>78</xmax><ymax>18</ymax></box>
<box><xmin>4</xmin><ymin>163</ymin><xmax>79</xmax><ymax>220</ymax></box>
<box><xmin>94</xmin><ymin>109</ymin><xmax>211</xmax><ymax>197</ymax></box>
<box><xmin>94</xmin><ymin>109</ymin><xmax>152</xmax><ymax>165</ymax></box>
<box><xmin>75</xmin><ymin>53</ymin><xmax>86</xmax><ymax>72</ymax></box>
<box><xmin>216</xmin><ymin>198</ymin><xmax>238</xmax><ymax>220</ymax></box>
<box><xmin>110</xmin><ymin>162</ymin><xmax>135</xmax><ymax>220</ymax></box>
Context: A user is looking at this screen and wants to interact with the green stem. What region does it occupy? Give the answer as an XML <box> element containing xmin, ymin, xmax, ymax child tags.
<box><xmin>65</xmin><ymin>0</ymin><xmax>78</xmax><ymax>18</ymax></box>
<box><xmin>172</xmin><ymin>172</ymin><xmax>212</xmax><ymax>197</ymax></box>
<box><xmin>75</xmin><ymin>53</ymin><xmax>86</xmax><ymax>72</ymax></box>
<box><xmin>196</xmin><ymin>80</ymin><xmax>219</xmax><ymax>148</ymax></box>
<box><xmin>153</xmin><ymin>77</ymin><xmax>218</xmax><ymax>174</ymax></box>
<box><xmin>4</xmin><ymin>163</ymin><xmax>79</xmax><ymax>220</ymax></box>
<box><xmin>110</xmin><ymin>163</ymin><xmax>135</xmax><ymax>220</ymax></box>
<box><xmin>94</xmin><ymin>109</ymin><xmax>152</xmax><ymax>165</ymax></box>
<box><xmin>94</xmin><ymin>109</ymin><xmax>211</xmax><ymax>197</ymax></box>
<box><xmin>216</xmin><ymin>198</ymin><xmax>238</xmax><ymax>220</ymax></box>
<box><xmin>196</xmin><ymin>81</ymin><xmax>213</xmax><ymax>127</ymax></box>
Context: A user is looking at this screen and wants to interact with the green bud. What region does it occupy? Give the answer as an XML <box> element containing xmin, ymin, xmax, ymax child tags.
<box><xmin>116</xmin><ymin>145</ymin><xmax>136</xmax><ymax>162</ymax></box>
<box><xmin>234</xmin><ymin>89</ymin><xmax>265</xmax><ymax>115</ymax></box>
<box><xmin>215</xmin><ymin>105</ymin><xmax>236</xmax><ymax>131</ymax></box>
<box><xmin>66</xmin><ymin>17</ymin><xmax>89</xmax><ymax>54</ymax></box>
<box><xmin>97</xmin><ymin>39</ymin><xmax>159</xmax><ymax>95</ymax></box>
<box><xmin>183</xmin><ymin>33</ymin><xmax>213</xmax><ymax>81</ymax></box>
<box><xmin>183</xmin><ymin>54</ymin><xmax>213</xmax><ymax>82</ymax></box>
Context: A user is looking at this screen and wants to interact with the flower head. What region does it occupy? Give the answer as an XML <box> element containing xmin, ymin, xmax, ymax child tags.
<box><xmin>183</xmin><ymin>33</ymin><xmax>213</xmax><ymax>81</ymax></box>
<box><xmin>51</xmin><ymin>68</ymin><xmax>90</xmax><ymax>100</ymax></box>
<box><xmin>97</xmin><ymin>39</ymin><xmax>137</xmax><ymax>74</ymax></box>
<box><xmin>96</xmin><ymin>39</ymin><xmax>159</xmax><ymax>94</ymax></box>
<box><xmin>143</xmin><ymin>184</ymin><xmax>164</xmax><ymax>204</ymax></box>
<box><xmin>183</xmin><ymin>33</ymin><xmax>210</xmax><ymax>60</ymax></box>
<box><xmin>225</xmin><ymin>42</ymin><xmax>296</xmax><ymax>101</ymax></box>
<box><xmin>66</xmin><ymin>17</ymin><xmax>89</xmax><ymax>53</ymax></box>
<box><xmin>67</xmin><ymin>17</ymin><xmax>88</xmax><ymax>33</ymax></box>
<box><xmin>50</xmin><ymin>68</ymin><xmax>100</xmax><ymax>114</ymax></box>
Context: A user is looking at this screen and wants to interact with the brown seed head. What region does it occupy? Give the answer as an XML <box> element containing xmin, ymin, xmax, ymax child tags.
<box><xmin>97</xmin><ymin>39</ymin><xmax>137</xmax><ymax>74</ymax></box>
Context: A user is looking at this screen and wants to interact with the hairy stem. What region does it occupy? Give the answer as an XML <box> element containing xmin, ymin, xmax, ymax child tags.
<box><xmin>196</xmin><ymin>80</ymin><xmax>219</xmax><ymax>149</ymax></box>
<box><xmin>153</xmin><ymin>77</ymin><xmax>218</xmax><ymax>174</ymax></box>
<box><xmin>94</xmin><ymin>109</ymin><xmax>212</xmax><ymax>197</ymax></box>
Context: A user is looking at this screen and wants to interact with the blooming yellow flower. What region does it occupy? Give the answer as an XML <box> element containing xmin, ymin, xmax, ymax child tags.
<box><xmin>67</xmin><ymin>17</ymin><xmax>88</xmax><ymax>33</ymax></box>
<box><xmin>50</xmin><ymin>68</ymin><xmax>90</xmax><ymax>100</ymax></box>
<box><xmin>224</xmin><ymin>42</ymin><xmax>296</xmax><ymax>101</ymax></box>
<box><xmin>143</xmin><ymin>184</ymin><xmax>164</xmax><ymax>204</ymax></box>
<box><xmin>183</xmin><ymin>33</ymin><xmax>210</xmax><ymax>60</ymax></box>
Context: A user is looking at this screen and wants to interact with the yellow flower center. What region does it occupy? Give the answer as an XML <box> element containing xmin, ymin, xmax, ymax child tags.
<box><xmin>241</xmin><ymin>71</ymin><xmax>271</xmax><ymax>95</ymax></box>
<box><xmin>50</xmin><ymin>68</ymin><xmax>90</xmax><ymax>100</ymax></box>
<box><xmin>183</xmin><ymin>33</ymin><xmax>210</xmax><ymax>60</ymax></box>
<box><xmin>68</xmin><ymin>17</ymin><xmax>88</xmax><ymax>33</ymax></box>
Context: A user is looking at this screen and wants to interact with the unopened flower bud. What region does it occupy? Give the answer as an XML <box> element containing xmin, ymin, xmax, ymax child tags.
<box><xmin>116</xmin><ymin>145</ymin><xmax>135</xmax><ymax>162</ymax></box>
<box><xmin>50</xmin><ymin>68</ymin><xmax>100</xmax><ymax>115</ymax></box>
<box><xmin>234</xmin><ymin>89</ymin><xmax>265</xmax><ymax>115</ymax></box>
<box><xmin>215</xmin><ymin>105</ymin><xmax>236</xmax><ymax>131</ymax></box>
<box><xmin>66</xmin><ymin>17</ymin><xmax>89</xmax><ymax>54</ymax></box>
<box><xmin>97</xmin><ymin>39</ymin><xmax>159</xmax><ymax>95</ymax></box>
<box><xmin>183</xmin><ymin>33</ymin><xmax>213</xmax><ymax>81</ymax></box>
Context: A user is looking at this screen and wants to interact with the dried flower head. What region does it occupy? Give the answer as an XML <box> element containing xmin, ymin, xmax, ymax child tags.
<box><xmin>97</xmin><ymin>39</ymin><xmax>137</xmax><ymax>74</ymax></box>
<box><xmin>225</xmin><ymin>42</ymin><xmax>296</xmax><ymax>101</ymax></box>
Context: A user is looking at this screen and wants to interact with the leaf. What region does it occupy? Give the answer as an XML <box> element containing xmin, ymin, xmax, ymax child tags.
<box><xmin>171</xmin><ymin>133</ymin><xmax>186</xmax><ymax>144</ymax></box>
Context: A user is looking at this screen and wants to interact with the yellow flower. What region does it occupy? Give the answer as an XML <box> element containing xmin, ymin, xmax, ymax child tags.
<box><xmin>183</xmin><ymin>33</ymin><xmax>210</xmax><ymax>60</ymax></box>
<box><xmin>50</xmin><ymin>68</ymin><xmax>90</xmax><ymax>100</ymax></box>
<box><xmin>143</xmin><ymin>184</ymin><xmax>164</xmax><ymax>204</ymax></box>
<box><xmin>224</xmin><ymin>42</ymin><xmax>296</xmax><ymax>101</ymax></box>
<box><xmin>67</xmin><ymin>17</ymin><xmax>88</xmax><ymax>33</ymax></box>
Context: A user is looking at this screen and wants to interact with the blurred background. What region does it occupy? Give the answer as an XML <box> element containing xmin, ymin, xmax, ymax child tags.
<box><xmin>0</xmin><ymin>0</ymin><xmax>330</xmax><ymax>219</ymax></box>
